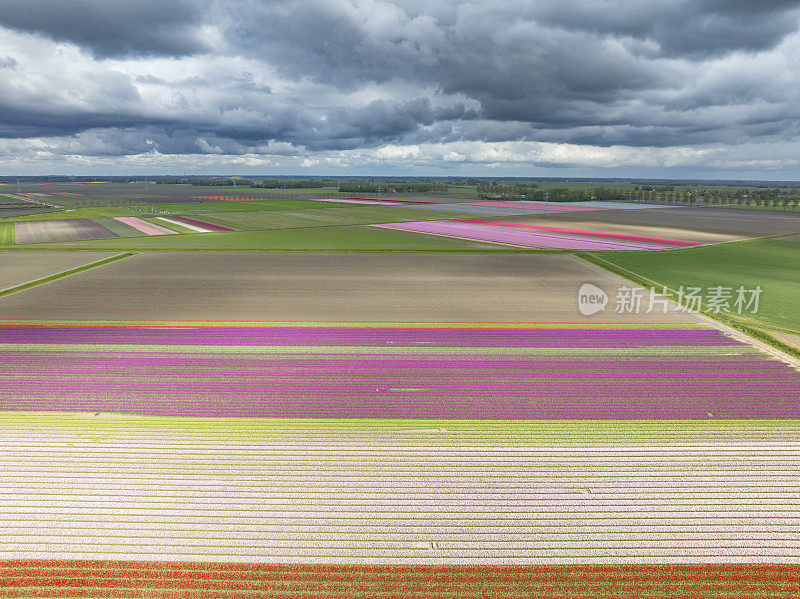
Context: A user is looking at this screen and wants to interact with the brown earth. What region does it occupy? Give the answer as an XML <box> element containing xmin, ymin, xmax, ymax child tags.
<box><xmin>0</xmin><ymin>252</ymin><xmax>699</xmax><ymax>323</ymax></box>
<box><xmin>0</xmin><ymin>252</ymin><xmax>117</xmax><ymax>291</ymax></box>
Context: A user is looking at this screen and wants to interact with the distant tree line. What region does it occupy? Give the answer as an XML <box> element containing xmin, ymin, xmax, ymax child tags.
<box><xmin>478</xmin><ymin>185</ymin><xmax>601</xmax><ymax>202</ymax></box>
<box><xmin>338</xmin><ymin>182</ymin><xmax>448</xmax><ymax>193</ymax></box>
<box><xmin>190</xmin><ymin>177</ymin><xmax>249</xmax><ymax>186</ymax></box>
<box><xmin>634</xmin><ymin>185</ymin><xmax>675</xmax><ymax>192</ymax></box>
<box><xmin>477</xmin><ymin>184</ymin><xmax>539</xmax><ymax>200</ymax></box>
<box><xmin>619</xmin><ymin>188</ymin><xmax>800</xmax><ymax>211</ymax></box>
<box><xmin>251</xmin><ymin>179</ymin><xmax>334</xmax><ymax>189</ymax></box>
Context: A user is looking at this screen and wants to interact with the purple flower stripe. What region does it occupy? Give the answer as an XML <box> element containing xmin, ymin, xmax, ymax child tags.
<box><xmin>5</xmin><ymin>378</ymin><xmax>800</xmax><ymax>399</ymax></box>
<box><xmin>0</xmin><ymin>326</ymin><xmax>740</xmax><ymax>347</ymax></box>
<box><xmin>2</xmin><ymin>354</ymin><xmax>785</xmax><ymax>373</ymax></box>
<box><xmin>3</xmin><ymin>356</ymin><xmax>800</xmax><ymax>418</ymax></box>
<box><xmin>3</xmin><ymin>325</ymin><xmax>799</xmax><ymax>419</ymax></box>
<box><xmin>5</xmin><ymin>373</ymin><xmax>799</xmax><ymax>395</ymax></box>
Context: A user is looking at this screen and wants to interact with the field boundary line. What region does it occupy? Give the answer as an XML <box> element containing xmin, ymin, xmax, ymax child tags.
<box><xmin>0</xmin><ymin>252</ymin><xmax>137</xmax><ymax>299</ymax></box>
<box><xmin>576</xmin><ymin>253</ymin><xmax>800</xmax><ymax>368</ymax></box>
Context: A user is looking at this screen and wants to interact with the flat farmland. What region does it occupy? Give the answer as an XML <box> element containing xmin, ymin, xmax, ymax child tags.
<box><xmin>0</xmin><ymin>252</ymin><xmax>117</xmax><ymax>291</ymax></box>
<box><xmin>0</xmin><ymin>252</ymin><xmax>699</xmax><ymax>322</ymax></box>
<box><xmin>194</xmin><ymin>205</ymin><xmax>476</xmax><ymax>230</ymax></box>
<box><xmin>1</xmin><ymin>323</ymin><xmax>799</xmax><ymax>569</ymax></box>
<box><xmin>2</xmin><ymin>195</ymin><xmax>799</xmax><ymax>595</ymax></box>
<box><xmin>524</xmin><ymin>206</ymin><xmax>800</xmax><ymax>240</ymax></box>
<box><xmin>4</xmin><ymin>226</ymin><xmax>510</xmax><ymax>252</ymax></box>
<box><xmin>596</xmin><ymin>237</ymin><xmax>800</xmax><ymax>334</ymax></box>
<box><xmin>373</xmin><ymin>220</ymin><xmax>701</xmax><ymax>250</ymax></box>
<box><xmin>2</xmin><ymin>324</ymin><xmax>796</xmax><ymax>418</ymax></box>
<box><xmin>1</xmin><ymin>562</ymin><xmax>797</xmax><ymax>597</ymax></box>
<box><xmin>14</xmin><ymin>218</ymin><xmax>121</xmax><ymax>243</ymax></box>
<box><xmin>1</xmin><ymin>411</ymin><xmax>799</xmax><ymax>566</ymax></box>
<box><xmin>476</xmin><ymin>216</ymin><xmax>741</xmax><ymax>245</ymax></box>
<box><xmin>0</xmin><ymin>183</ymin><xmax>460</xmax><ymax>210</ymax></box>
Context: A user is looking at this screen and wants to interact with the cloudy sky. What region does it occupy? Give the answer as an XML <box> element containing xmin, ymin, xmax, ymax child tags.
<box><xmin>1</xmin><ymin>0</ymin><xmax>800</xmax><ymax>178</ymax></box>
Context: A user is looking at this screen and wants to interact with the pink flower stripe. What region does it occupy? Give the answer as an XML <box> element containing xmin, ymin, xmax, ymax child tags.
<box><xmin>351</xmin><ymin>197</ymin><xmax>433</xmax><ymax>204</ymax></box>
<box><xmin>0</xmin><ymin>325</ymin><xmax>737</xmax><ymax>346</ymax></box>
<box><xmin>172</xmin><ymin>216</ymin><xmax>233</xmax><ymax>231</ymax></box>
<box><xmin>313</xmin><ymin>198</ymin><xmax>401</xmax><ymax>205</ymax></box>
<box><xmin>190</xmin><ymin>196</ymin><xmax>266</xmax><ymax>201</ymax></box>
<box><xmin>373</xmin><ymin>221</ymin><xmax>666</xmax><ymax>250</ymax></box>
<box><xmin>112</xmin><ymin>217</ymin><xmax>177</xmax><ymax>236</ymax></box>
<box><xmin>455</xmin><ymin>219</ymin><xmax>703</xmax><ymax>247</ymax></box>
<box><xmin>2</xmin><ymin>347</ymin><xmax>800</xmax><ymax>418</ymax></box>
<box><xmin>465</xmin><ymin>201</ymin><xmax>611</xmax><ymax>212</ymax></box>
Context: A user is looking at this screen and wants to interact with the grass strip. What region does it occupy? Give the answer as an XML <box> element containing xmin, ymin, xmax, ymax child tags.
<box><xmin>576</xmin><ymin>252</ymin><xmax>800</xmax><ymax>362</ymax></box>
<box><xmin>0</xmin><ymin>221</ymin><xmax>14</xmax><ymax>244</ymax></box>
<box><xmin>3</xmin><ymin>412</ymin><xmax>798</xmax><ymax>433</ymax></box>
<box><xmin>0</xmin><ymin>252</ymin><xmax>136</xmax><ymax>298</ymax></box>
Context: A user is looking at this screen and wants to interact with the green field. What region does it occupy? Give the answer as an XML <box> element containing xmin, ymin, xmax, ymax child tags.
<box><xmin>202</xmin><ymin>205</ymin><xmax>474</xmax><ymax>230</ymax></box>
<box><xmin>592</xmin><ymin>236</ymin><xmax>800</xmax><ymax>333</ymax></box>
<box><xmin>0</xmin><ymin>200</ymin><xmax>329</xmax><ymax>222</ymax></box>
<box><xmin>0</xmin><ymin>197</ymin><xmax>487</xmax><ymax>249</ymax></box>
<box><xmin>0</xmin><ymin>222</ymin><xmax>14</xmax><ymax>244</ymax></box>
<box><xmin>133</xmin><ymin>199</ymin><xmax>327</xmax><ymax>213</ymax></box>
<box><xmin>5</xmin><ymin>224</ymin><xmax>510</xmax><ymax>252</ymax></box>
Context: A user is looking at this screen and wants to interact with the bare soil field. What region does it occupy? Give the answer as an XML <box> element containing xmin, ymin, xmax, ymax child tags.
<box><xmin>0</xmin><ymin>252</ymin><xmax>117</xmax><ymax>290</ymax></box>
<box><xmin>0</xmin><ymin>252</ymin><xmax>699</xmax><ymax>322</ymax></box>
<box><xmin>500</xmin><ymin>207</ymin><xmax>800</xmax><ymax>242</ymax></box>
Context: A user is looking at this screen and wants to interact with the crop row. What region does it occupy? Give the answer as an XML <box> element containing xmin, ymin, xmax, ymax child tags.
<box><xmin>1</xmin><ymin>325</ymin><xmax>798</xmax><ymax>418</ymax></box>
<box><xmin>373</xmin><ymin>221</ymin><xmax>682</xmax><ymax>250</ymax></box>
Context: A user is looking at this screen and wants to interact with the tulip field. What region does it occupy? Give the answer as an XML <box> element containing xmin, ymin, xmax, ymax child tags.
<box><xmin>1</xmin><ymin>320</ymin><xmax>799</xmax><ymax>596</ymax></box>
<box><xmin>373</xmin><ymin>220</ymin><xmax>698</xmax><ymax>250</ymax></box>
<box><xmin>1</xmin><ymin>188</ymin><xmax>799</xmax><ymax>596</ymax></box>
<box><xmin>1</xmin><ymin>323</ymin><xmax>799</xmax><ymax>418</ymax></box>
<box><xmin>8</xmin><ymin>215</ymin><xmax>233</xmax><ymax>243</ymax></box>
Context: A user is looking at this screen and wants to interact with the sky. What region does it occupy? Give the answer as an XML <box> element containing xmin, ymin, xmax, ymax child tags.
<box><xmin>1</xmin><ymin>0</ymin><xmax>800</xmax><ymax>178</ymax></box>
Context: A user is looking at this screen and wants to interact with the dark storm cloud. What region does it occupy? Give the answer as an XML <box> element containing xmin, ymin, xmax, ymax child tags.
<box><xmin>0</xmin><ymin>0</ymin><xmax>212</xmax><ymax>57</ymax></box>
<box><xmin>0</xmin><ymin>106</ymin><xmax>167</xmax><ymax>138</ymax></box>
<box><xmin>232</xmin><ymin>0</ymin><xmax>800</xmax><ymax>143</ymax></box>
<box><xmin>1</xmin><ymin>0</ymin><xmax>800</xmax><ymax>162</ymax></box>
<box><xmin>241</xmin><ymin>1</ymin><xmax>800</xmax><ymax>82</ymax></box>
<box><xmin>531</xmin><ymin>0</ymin><xmax>800</xmax><ymax>58</ymax></box>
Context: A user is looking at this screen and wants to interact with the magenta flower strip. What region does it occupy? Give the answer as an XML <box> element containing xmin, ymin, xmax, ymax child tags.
<box><xmin>1</xmin><ymin>325</ymin><xmax>798</xmax><ymax>419</ymax></box>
